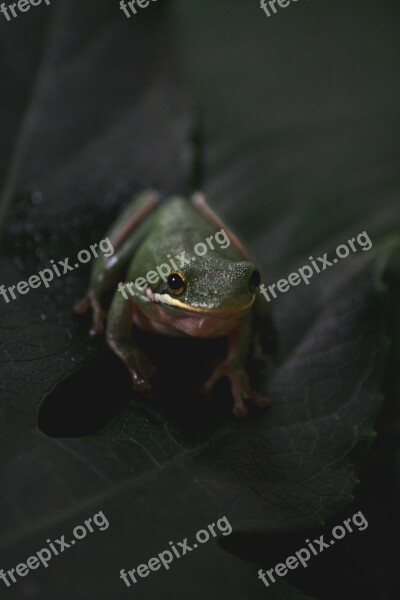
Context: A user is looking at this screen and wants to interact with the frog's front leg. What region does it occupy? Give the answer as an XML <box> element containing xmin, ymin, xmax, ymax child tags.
<box><xmin>106</xmin><ymin>289</ymin><xmax>156</xmax><ymax>394</ymax></box>
<box><xmin>201</xmin><ymin>313</ymin><xmax>268</xmax><ymax>418</ymax></box>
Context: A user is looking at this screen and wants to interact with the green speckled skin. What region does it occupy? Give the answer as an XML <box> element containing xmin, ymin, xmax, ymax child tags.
<box><xmin>75</xmin><ymin>190</ymin><xmax>274</xmax><ymax>417</ymax></box>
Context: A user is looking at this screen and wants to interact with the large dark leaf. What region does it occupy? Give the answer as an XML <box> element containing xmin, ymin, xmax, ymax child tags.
<box><xmin>0</xmin><ymin>0</ymin><xmax>399</xmax><ymax>598</ymax></box>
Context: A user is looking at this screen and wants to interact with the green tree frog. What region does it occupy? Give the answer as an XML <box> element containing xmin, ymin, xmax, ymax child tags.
<box><xmin>74</xmin><ymin>191</ymin><xmax>274</xmax><ymax>417</ymax></box>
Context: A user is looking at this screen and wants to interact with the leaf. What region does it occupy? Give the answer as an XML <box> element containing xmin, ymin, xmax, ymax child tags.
<box><xmin>0</xmin><ymin>0</ymin><xmax>399</xmax><ymax>598</ymax></box>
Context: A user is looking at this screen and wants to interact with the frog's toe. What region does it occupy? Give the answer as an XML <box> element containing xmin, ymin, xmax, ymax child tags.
<box><xmin>131</xmin><ymin>371</ymin><xmax>153</xmax><ymax>396</ymax></box>
<box><xmin>129</xmin><ymin>357</ymin><xmax>157</xmax><ymax>396</ymax></box>
<box><xmin>230</xmin><ymin>370</ymin><xmax>252</xmax><ymax>417</ymax></box>
<box><xmin>231</xmin><ymin>371</ymin><xmax>269</xmax><ymax>416</ymax></box>
<box><xmin>199</xmin><ymin>362</ymin><xmax>226</xmax><ymax>395</ymax></box>
<box><xmin>232</xmin><ymin>403</ymin><xmax>248</xmax><ymax>418</ymax></box>
<box><xmin>90</xmin><ymin>296</ymin><xmax>106</xmax><ymax>335</ymax></box>
<box><xmin>73</xmin><ymin>294</ymin><xmax>91</xmax><ymax>315</ymax></box>
<box><xmin>200</xmin><ymin>362</ymin><xmax>268</xmax><ymax>417</ymax></box>
<box><xmin>75</xmin><ymin>289</ymin><xmax>106</xmax><ymax>335</ymax></box>
<box><xmin>90</xmin><ymin>309</ymin><xmax>106</xmax><ymax>336</ymax></box>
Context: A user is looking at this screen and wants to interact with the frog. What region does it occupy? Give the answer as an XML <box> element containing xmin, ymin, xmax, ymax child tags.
<box><xmin>74</xmin><ymin>190</ymin><xmax>275</xmax><ymax>417</ymax></box>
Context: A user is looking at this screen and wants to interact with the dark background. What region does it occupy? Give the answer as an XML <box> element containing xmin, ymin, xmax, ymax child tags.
<box><xmin>0</xmin><ymin>0</ymin><xmax>399</xmax><ymax>598</ymax></box>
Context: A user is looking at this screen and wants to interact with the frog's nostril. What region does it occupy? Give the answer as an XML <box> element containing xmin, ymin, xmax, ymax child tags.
<box><xmin>249</xmin><ymin>269</ymin><xmax>261</xmax><ymax>291</ymax></box>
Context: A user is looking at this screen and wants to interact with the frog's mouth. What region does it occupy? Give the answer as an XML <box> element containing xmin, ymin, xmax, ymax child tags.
<box><xmin>145</xmin><ymin>288</ymin><xmax>254</xmax><ymax>318</ymax></box>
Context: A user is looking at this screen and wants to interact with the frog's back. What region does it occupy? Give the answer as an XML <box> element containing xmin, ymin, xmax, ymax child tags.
<box><xmin>155</xmin><ymin>196</ymin><xmax>212</xmax><ymax>234</ymax></box>
<box><xmin>150</xmin><ymin>196</ymin><xmax>216</xmax><ymax>248</ymax></box>
<box><xmin>136</xmin><ymin>195</ymin><xmax>244</xmax><ymax>267</ymax></box>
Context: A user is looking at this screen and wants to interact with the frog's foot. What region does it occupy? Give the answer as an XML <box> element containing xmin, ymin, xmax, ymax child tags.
<box><xmin>200</xmin><ymin>362</ymin><xmax>268</xmax><ymax>418</ymax></box>
<box><xmin>127</xmin><ymin>354</ymin><xmax>157</xmax><ymax>396</ymax></box>
<box><xmin>74</xmin><ymin>290</ymin><xmax>106</xmax><ymax>335</ymax></box>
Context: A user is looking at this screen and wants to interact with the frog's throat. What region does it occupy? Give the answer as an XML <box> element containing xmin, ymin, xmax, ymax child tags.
<box><xmin>145</xmin><ymin>288</ymin><xmax>254</xmax><ymax>316</ymax></box>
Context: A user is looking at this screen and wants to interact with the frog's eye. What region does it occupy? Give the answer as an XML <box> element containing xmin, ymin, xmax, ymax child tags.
<box><xmin>249</xmin><ymin>269</ymin><xmax>261</xmax><ymax>291</ymax></box>
<box><xmin>167</xmin><ymin>271</ymin><xmax>187</xmax><ymax>295</ymax></box>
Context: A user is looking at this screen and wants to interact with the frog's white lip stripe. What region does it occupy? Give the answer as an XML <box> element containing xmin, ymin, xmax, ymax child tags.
<box><xmin>145</xmin><ymin>287</ymin><xmax>254</xmax><ymax>315</ymax></box>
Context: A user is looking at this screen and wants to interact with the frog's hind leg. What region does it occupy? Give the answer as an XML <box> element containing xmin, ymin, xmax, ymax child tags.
<box><xmin>74</xmin><ymin>189</ymin><xmax>161</xmax><ymax>335</ymax></box>
<box><xmin>190</xmin><ymin>192</ymin><xmax>252</xmax><ymax>260</ymax></box>
<box><xmin>74</xmin><ymin>289</ymin><xmax>106</xmax><ymax>335</ymax></box>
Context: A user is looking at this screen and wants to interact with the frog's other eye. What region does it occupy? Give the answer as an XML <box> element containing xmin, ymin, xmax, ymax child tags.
<box><xmin>249</xmin><ymin>269</ymin><xmax>261</xmax><ymax>291</ymax></box>
<box><xmin>167</xmin><ymin>271</ymin><xmax>187</xmax><ymax>295</ymax></box>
